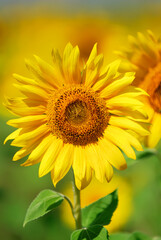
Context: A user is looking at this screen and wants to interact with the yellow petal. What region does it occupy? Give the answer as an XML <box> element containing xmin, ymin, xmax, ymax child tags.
<box><xmin>13</xmin><ymin>74</ymin><xmax>36</xmax><ymax>85</ymax></box>
<box><xmin>104</xmin><ymin>163</ymin><xmax>113</xmax><ymax>183</ymax></box>
<box><xmin>63</xmin><ymin>43</ymin><xmax>73</xmax><ymax>62</ymax></box>
<box><xmin>109</xmin><ymin>116</ymin><xmax>149</xmax><ymax>136</ymax></box>
<box><xmin>85</xmin><ymin>54</ymin><xmax>104</xmax><ymax>87</ymax></box>
<box><xmin>132</xmin><ymin>50</ymin><xmax>153</xmax><ymax>69</ymax></box>
<box><xmin>86</xmin><ymin>43</ymin><xmax>97</xmax><ymax>67</ymax></box>
<box><xmin>14</xmin><ymin>83</ymin><xmax>48</xmax><ymax>101</ymax></box>
<box><xmin>104</xmin><ymin>60</ymin><xmax>121</xmax><ymax>82</ymax></box>
<box><xmin>26</xmin><ymin>134</ymin><xmax>53</xmax><ymax>163</ymax></box>
<box><xmin>85</xmin><ymin>145</ymin><xmax>104</xmax><ymax>183</ymax></box>
<box><xmin>118</xmin><ymin>86</ymin><xmax>149</xmax><ymax>98</ymax></box>
<box><xmin>21</xmin><ymin>156</ymin><xmax>42</xmax><ymax>167</ymax></box>
<box><xmin>7</xmin><ymin>105</ymin><xmax>45</xmax><ymax>117</ymax></box>
<box><xmin>62</xmin><ymin>43</ymin><xmax>73</xmax><ymax>83</ymax></box>
<box><xmin>5</xmin><ymin>97</ymin><xmax>26</xmax><ymax>112</ymax></box>
<box><xmin>5</xmin><ymin>97</ymin><xmax>46</xmax><ymax>116</ymax></box>
<box><xmin>4</xmin><ymin>128</ymin><xmax>22</xmax><ymax>144</ymax></box>
<box><xmin>13</xmin><ymin>73</ymin><xmax>52</xmax><ymax>92</ymax></box>
<box><xmin>105</xmin><ymin>126</ymin><xmax>136</xmax><ymax>159</ymax></box>
<box><xmin>137</xmin><ymin>32</ymin><xmax>160</xmax><ymax>62</ymax></box>
<box><xmin>128</xmin><ymin>34</ymin><xmax>140</xmax><ymax>48</ymax></box>
<box><xmin>51</xmin><ymin>144</ymin><xmax>74</xmax><ymax>186</ymax></box>
<box><xmin>85</xmin><ymin>67</ymin><xmax>98</xmax><ymax>87</ymax></box>
<box><xmin>70</xmin><ymin>46</ymin><xmax>81</xmax><ymax>83</ymax></box>
<box><xmin>13</xmin><ymin>135</ymin><xmax>45</xmax><ymax>161</ymax></box>
<box><xmin>73</xmin><ymin>148</ymin><xmax>93</xmax><ymax>190</ymax></box>
<box><xmin>77</xmin><ymin>159</ymin><xmax>93</xmax><ymax>190</ymax></box>
<box><xmin>118</xmin><ymin>61</ymin><xmax>138</xmax><ymax>73</ymax></box>
<box><xmin>27</xmin><ymin>56</ymin><xmax>64</xmax><ymax>88</ymax></box>
<box><xmin>121</xmin><ymin>130</ymin><xmax>143</xmax><ymax>151</ymax></box>
<box><xmin>144</xmin><ymin>101</ymin><xmax>155</xmax><ymax>122</ymax></box>
<box><xmin>86</xmin><ymin>144</ymin><xmax>114</xmax><ymax>183</ymax></box>
<box><xmin>39</xmin><ymin>138</ymin><xmax>63</xmax><ymax>177</ymax></box>
<box><xmin>106</xmin><ymin>96</ymin><xmax>144</xmax><ymax>111</ymax></box>
<box><xmin>72</xmin><ymin>146</ymin><xmax>86</xmax><ymax>181</ymax></box>
<box><xmin>97</xmin><ymin>147</ymin><xmax>113</xmax><ymax>182</ymax></box>
<box><xmin>99</xmin><ymin>138</ymin><xmax>127</xmax><ymax>170</ymax></box>
<box><xmin>52</xmin><ymin>48</ymin><xmax>62</xmax><ymax>67</ymax></box>
<box><xmin>147</xmin><ymin>112</ymin><xmax>161</xmax><ymax>148</ymax></box>
<box><xmin>34</xmin><ymin>54</ymin><xmax>64</xmax><ymax>86</ymax></box>
<box><xmin>64</xmin><ymin>46</ymin><xmax>81</xmax><ymax>84</ymax></box>
<box><xmin>147</xmin><ymin>30</ymin><xmax>157</xmax><ymax>42</ymax></box>
<box><xmin>11</xmin><ymin>124</ymin><xmax>49</xmax><ymax>147</ymax></box>
<box><xmin>13</xmin><ymin>148</ymin><xmax>30</xmax><ymax>161</ymax></box>
<box><xmin>109</xmin><ymin>108</ymin><xmax>148</xmax><ymax>120</ymax></box>
<box><xmin>7</xmin><ymin>115</ymin><xmax>46</xmax><ymax>128</ymax></box>
<box><xmin>99</xmin><ymin>72</ymin><xmax>135</xmax><ymax>98</ymax></box>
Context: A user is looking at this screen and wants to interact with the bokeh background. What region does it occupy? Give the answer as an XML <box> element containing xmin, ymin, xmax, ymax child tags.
<box><xmin>0</xmin><ymin>0</ymin><xmax>161</xmax><ymax>239</ymax></box>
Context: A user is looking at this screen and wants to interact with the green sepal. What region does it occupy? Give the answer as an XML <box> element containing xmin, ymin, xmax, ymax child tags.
<box><xmin>82</xmin><ymin>190</ymin><xmax>118</xmax><ymax>227</ymax></box>
<box><xmin>70</xmin><ymin>225</ymin><xmax>109</xmax><ymax>240</ymax></box>
<box><xmin>23</xmin><ymin>189</ymin><xmax>64</xmax><ymax>227</ymax></box>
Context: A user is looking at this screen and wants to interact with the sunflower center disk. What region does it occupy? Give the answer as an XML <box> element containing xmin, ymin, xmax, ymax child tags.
<box><xmin>145</xmin><ymin>63</ymin><xmax>161</xmax><ymax>113</ymax></box>
<box><xmin>47</xmin><ymin>86</ymin><xmax>109</xmax><ymax>146</ymax></box>
<box><xmin>65</xmin><ymin>100</ymin><xmax>88</xmax><ymax>125</ymax></box>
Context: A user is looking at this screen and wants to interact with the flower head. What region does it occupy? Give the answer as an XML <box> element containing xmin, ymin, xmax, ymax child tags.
<box><xmin>5</xmin><ymin>43</ymin><xmax>149</xmax><ymax>189</ymax></box>
<box><xmin>117</xmin><ymin>31</ymin><xmax>161</xmax><ymax>148</ymax></box>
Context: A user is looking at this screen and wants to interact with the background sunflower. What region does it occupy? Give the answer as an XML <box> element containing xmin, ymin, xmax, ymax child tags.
<box><xmin>117</xmin><ymin>31</ymin><xmax>161</xmax><ymax>148</ymax></box>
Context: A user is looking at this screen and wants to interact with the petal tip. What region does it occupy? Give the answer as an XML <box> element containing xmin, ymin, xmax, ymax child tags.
<box><xmin>120</xmin><ymin>163</ymin><xmax>127</xmax><ymax>170</ymax></box>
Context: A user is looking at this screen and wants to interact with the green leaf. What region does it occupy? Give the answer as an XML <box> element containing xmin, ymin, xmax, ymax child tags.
<box><xmin>70</xmin><ymin>225</ymin><xmax>109</xmax><ymax>240</ymax></box>
<box><xmin>23</xmin><ymin>189</ymin><xmax>64</xmax><ymax>227</ymax></box>
<box><xmin>127</xmin><ymin>232</ymin><xmax>152</xmax><ymax>240</ymax></box>
<box><xmin>82</xmin><ymin>190</ymin><xmax>118</xmax><ymax>227</ymax></box>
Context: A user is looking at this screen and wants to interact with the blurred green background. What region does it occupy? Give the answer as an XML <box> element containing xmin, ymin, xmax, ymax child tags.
<box><xmin>0</xmin><ymin>1</ymin><xmax>161</xmax><ymax>239</ymax></box>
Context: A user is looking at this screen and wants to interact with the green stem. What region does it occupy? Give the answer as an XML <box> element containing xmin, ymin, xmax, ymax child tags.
<box><xmin>63</xmin><ymin>195</ymin><xmax>75</xmax><ymax>216</ymax></box>
<box><xmin>72</xmin><ymin>169</ymin><xmax>82</xmax><ymax>229</ymax></box>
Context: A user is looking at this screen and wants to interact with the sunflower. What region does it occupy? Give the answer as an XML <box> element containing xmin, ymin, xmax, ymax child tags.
<box><xmin>5</xmin><ymin>43</ymin><xmax>149</xmax><ymax>189</ymax></box>
<box><xmin>117</xmin><ymin>30</ymin><xmax>161</xmax><ymax>148</ymax></box>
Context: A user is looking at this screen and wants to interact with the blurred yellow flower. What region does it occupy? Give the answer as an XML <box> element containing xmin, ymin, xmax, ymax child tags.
<box><xmin>118</xmin><ymin>31</ymin><xmax>161</xmax><ymax>148</ymax></box>
<box><xmin>61</xmin><ymin>175</ymin><xmax>133</xmax><ymax>233</ymax></box>
<box><xmin>5</xmin><ymin>43</ymin><xmax>149</xmax><ymax>189</ymax></box>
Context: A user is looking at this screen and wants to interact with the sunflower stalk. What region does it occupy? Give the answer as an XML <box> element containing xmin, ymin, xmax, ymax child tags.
<box><xmin>72</xmin><ymin>169</ymin><xmax>82</xmax><ymax>229</ymax></box>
